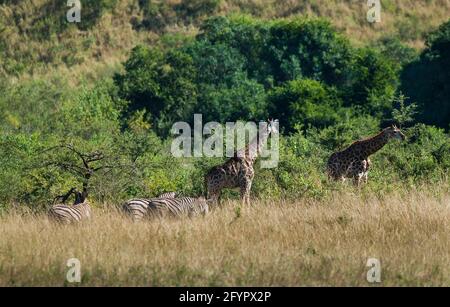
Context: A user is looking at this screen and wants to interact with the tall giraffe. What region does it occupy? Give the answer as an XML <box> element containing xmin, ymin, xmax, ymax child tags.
<box><xmin>205</xmin><ymin>120</ymin><xmax>278</xmax><ymax>205</ymax></box>
<box><xmin>327</xmin><ymin>125</ymin><xmax>406</xmax><ymax>186</ymax></box>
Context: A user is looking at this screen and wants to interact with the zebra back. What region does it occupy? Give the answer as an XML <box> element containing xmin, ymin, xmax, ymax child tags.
<box><xmin>49</xmin><ymin>201</ymin><xmax>91</xmax><ymax>224</ymax></box>
<box><xmin>123</xmin><ymin>197</ymin><xmax>208</xmax><ymax>220</ymax></box>
<box><xmin>147</xmin><ymin>197</ymin><xmax>209</xmax><ymax>218</ymax></box>
<box><xmin>158</xmin><ymin>192</ymin><xmax>176</xmax><ymax>198</ymax></box>
<box><xmin>122</xmin><ymin>198</ymin><xmax>151</xmax><ymax>221</ymax></box>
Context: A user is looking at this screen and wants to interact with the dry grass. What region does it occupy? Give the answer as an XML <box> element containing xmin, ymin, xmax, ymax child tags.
<box><xmin>1</xmin><ymin>189</ymin><xmax>449</xmax><ymax>286</ymax></box>
<box><xmin>220</xmin><ymin>0</ymin><xmax>450</xmax><ymax>48</ymax></box>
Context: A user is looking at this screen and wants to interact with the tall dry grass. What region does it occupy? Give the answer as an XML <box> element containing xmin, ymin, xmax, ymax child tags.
<box><xmin>0</xmin><ymin>189</ymin><xmax>449</xmax><ymax>286</ymax></box>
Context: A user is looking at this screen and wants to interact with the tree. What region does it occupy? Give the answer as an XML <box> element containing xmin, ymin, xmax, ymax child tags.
<box><xmin>401</xmin><ymin>19</ymin><xmax>450</xmax><ymax>129</ymax></box>
<box><xmin>265</xmin><ymin>18</ymin><xmax>353</xmax><ymax>86</ymax></box>
<box><xmin>115</xmin><ymin>46</ymin><xmax>198</xmax><ymax>136</ymax></box>
<box><xmin>344</xmin><ymin>48</ymin><xmax>398</xmax><ymax>116</ymax></box>
<box><xmin>391</xmin><ymin>93</ymin><xmax>418</xmax><ymax>128</ymax></box>
<box><xmin>269</xmin><ymin>79</ymin><xmax>343</xmax><ymax>132</ymax></box>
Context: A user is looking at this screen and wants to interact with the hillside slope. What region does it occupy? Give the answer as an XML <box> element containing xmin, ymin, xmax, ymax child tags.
<box><xmin>0</xmin><ymin>0</ymin><xmax>449</xmax><ymax>82</ymax></box>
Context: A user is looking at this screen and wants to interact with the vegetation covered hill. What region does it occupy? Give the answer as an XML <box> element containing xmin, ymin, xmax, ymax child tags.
<box><xmin>1</xmin><ymin>0</ymin><xmax>449</xmax><ymax>81</ymax></box>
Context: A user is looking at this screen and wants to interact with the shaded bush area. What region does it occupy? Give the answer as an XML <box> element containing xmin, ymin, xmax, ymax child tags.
<box><xmin>401</xmin><ymin>20</ymin><xmax>450</xmax><ymax>129</ymax></box>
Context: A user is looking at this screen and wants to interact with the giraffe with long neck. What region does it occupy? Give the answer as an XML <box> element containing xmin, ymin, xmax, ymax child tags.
<box><xmin>205</xmin><ymin>120</ymin><xmax>278</xmax><ymax>205</ymax></box>
<box><xmin>327</xmin><ymin>125</ymin><xmax>406</xmax><ymax>186</ymax></box>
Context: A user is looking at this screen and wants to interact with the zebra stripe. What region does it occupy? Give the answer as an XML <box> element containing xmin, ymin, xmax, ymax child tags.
<box><xmin>49</xmin><ymin>202</ymin><xmax>91</xmax><ymax>224</ymax></box>
<box><xmin>122</xmin><ymin>198</ymin><xmax>151</xmax><ymax>221</ymax></box>
<box><xmin>158</xmin><ymin>192</ymin><xmax>176</xmax><ymax>198</ymax></box>
<box><xmin>123</xmin><ymin>197</ymin><xmax>208</xmax><ymax>220</ymax></box>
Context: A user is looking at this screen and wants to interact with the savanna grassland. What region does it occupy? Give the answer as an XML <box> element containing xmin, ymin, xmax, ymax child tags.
<box><xmin>1</xmin><ymin>1</ymin><xmax>450</xmax><ymax>287</ymax></box>
<box><xmin>1</xmin><ymin>189</ymin><xmax>449</xmax><ymax>287</ymax></box>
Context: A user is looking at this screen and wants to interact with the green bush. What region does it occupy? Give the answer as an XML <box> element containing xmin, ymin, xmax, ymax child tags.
<box><xmin>401</xmin><ymin>19</ymin><xmax>450</xmax><ymax>129</ymax></box>
<box><xmin>115</xmin><ymin>46</ymin><xmax>198</xmax><ymax>136</ymax></box>
<box><xmin>269</xmin><ymin>79</ymin><xmax>343</xmax><ymax>132</ymax></box>
<box><xmin>343</xmin><ymin>48</ymin><xmax>398</xmax><ymax>116</ymax></box>
<box><xmin>116</xmin><ymin>16</ymin><xmax>399</xmax><ymax>135</ymax></box>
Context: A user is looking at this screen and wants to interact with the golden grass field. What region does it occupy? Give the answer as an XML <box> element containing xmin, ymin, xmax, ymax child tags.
<box><xmin>1</xmin><ymin>188</ymin><xmax>449</xmax><ymax>286</ymax></box>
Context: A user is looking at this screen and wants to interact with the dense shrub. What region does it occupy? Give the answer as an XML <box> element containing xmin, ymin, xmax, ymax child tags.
<box><xmin>343</xmin><ymin>48</ymin><xmax>398</xmax><ymax>116</ymax></box>
<box><xmin>116</xmin><ymin>16</ymin><xmax>399</xmax><ymax>135</ymax></box>
<box><xmin>401</xmin><ymin>19</ymin><xmax>450</xmax><ymax>129</ymax></box>
<box><xmin>268</xmin><ymin>79</ymin><xmax>343</xmax><ymax>132</ymax></box>
<box><xmin>114</xmin><ymin>46</ymin><xmax>198</xmax><ymax>136</ymax></box>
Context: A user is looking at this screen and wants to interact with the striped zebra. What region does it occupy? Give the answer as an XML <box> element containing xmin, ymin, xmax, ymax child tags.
<box><xmin>49</xmin><ymin>187</ymin><xmax>91</xmax><ymax>224</ymax></box>
<box><xmin>123</xmin><ymin>197</ymin><xmax>208</xmax><ymax>221</ymax></box>
<box><xmin>49</xmin><ymin>201</ymin><xmax>91</xmax><ymax>224</ymax></box>
<box><xmin>158</xmin><ymin>192</ymin><xmax>176</xmax><ymax>198</ymax></box>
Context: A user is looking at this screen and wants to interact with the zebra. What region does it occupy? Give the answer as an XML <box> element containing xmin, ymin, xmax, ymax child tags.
<box><xmin>158</xmin><ymin>192</ymin><xmax>177</xmax><ymax>198</ymax></box>
<box><xmin>121</xmin><ymin>192</ymin><xmax>176</xmax><ymax>220</ymax></box>
<box><xmin>49</xmin><ymin>187</ymin><xmax>91</xmax><ymax>224</ymax></box>
<box><xmin>123</xmin><ymin>196</ymin><xmax>209</xmax><ymax>221</ymax></box>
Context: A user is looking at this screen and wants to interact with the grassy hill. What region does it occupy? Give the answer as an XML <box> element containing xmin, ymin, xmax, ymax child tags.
<box><xmin>1</xmin><ymin>0</ymin><xmax>449</xmax><ymax>83</ymax></box>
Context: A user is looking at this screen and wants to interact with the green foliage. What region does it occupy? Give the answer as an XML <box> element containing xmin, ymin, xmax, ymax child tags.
<box><xmin>117</xmin><ymin>16</ymin><xmax>399</xmax><ymax>135</ymax></box>
<box><xmin>269</xmin><ymin>79</ymin><xmax>343</xmax><ymax>132</ymax></box>
<box><xmin>401</xmin><ymin>19</ymin><xmax>450</xmax><ymax>129</ymax></box>
<box><xmin>0</xmin><ymin>15</ymin><xmax>449</xmax><ymax>209</ymax></box>
<box><xmin>391</xmin><ymin>93</ymin><xmax>418</xmax><ymax>127</ymax></box>
<box><xmin>343</xmin><ymin>48</ymin><xmax>397</xmax><ymax>116</ymax></box>
<box><xmin>115</xmin><ymin>46</ymin><xmax>198</xmax><ymax>136</ymax></box>
<box><xmin>374</xmin><ymin>124</ymin><xmax>449</xmax><ymax>181</ymax></box>
<box><xmin>372</xmin><ymin>36</ymin><xmax>418</xmax><ymax>67</ymax></box>
<box><xmin>265</xmin><ymin>18</ymin><xmax>353</xmax><ymax>86</ymax></box>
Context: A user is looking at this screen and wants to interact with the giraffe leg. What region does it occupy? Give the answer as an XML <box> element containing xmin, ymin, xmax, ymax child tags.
<box><xmin>245</xmin><ymin>181</ymin><xmax>252</xmax><ymax>206</ymax></box>
<box><xmin>364</xmin><ymin>159</ymin><xmax>371</xmax><ymax>184</ymax></box>
<box><xmin>364</xmin><ymin>172</ymin><xmax>369</xmax><ymax>184</ymax></box>
<box><xmin>240</xmin><ymin>179</ymin><xmax>252</xmax><ymax>206</ymax></box>
<box><xmin>353</xmin><ymin>174</ymin><xmax>364</xmax><ymax>187</ymax></box>
<box><xmin>207</xmin><ymin>184</ymin><xmax>220</xmax><ymax>206</ymax></box>
<box><xmin>351</xmin><ymin>160</ymin><xmax>368</xmax><ymax>187</ymax></box>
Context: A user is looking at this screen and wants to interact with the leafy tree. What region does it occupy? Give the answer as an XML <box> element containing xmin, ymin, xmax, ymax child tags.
<box><xmin>115</xmin><ymin>46</ymin><xmax>198</xmax><ymax>136</ymax></box>
<box><xmin>196</xmin><ymin>74</ymin><xmax>268</xmax><ymax>123</ymax></box>
<box><xmin>269</xmin><ymin>79</ymin><xmax>343</xmax><ymax>132</ymax></box>
<box><xmin>344</xmin><ymin>48</ymin><xmax>398</xmax><ymax>116</ymax></box>
<box><xmin>401</xmin><ymin>19</ymin><xmax>450</xmax><ymax>129</ymax></box>
<box><xmin>265</xmin><ymin>18</ymin><xmax>353</xmax><ymax>86</ymax></box>
<box><xmin>184</xmin><ymin>41</ymin><xmax>246</xmax><ymax>86</ymax></box>
<box><xmin>372</xmin><ymin>36</ymin><xmax>418</xmax><ymax>67</ymax></box>
<box><xmin>391</xmin><ymin>93</ymin><xmax>418</xmax><ymax>127</ymax></box>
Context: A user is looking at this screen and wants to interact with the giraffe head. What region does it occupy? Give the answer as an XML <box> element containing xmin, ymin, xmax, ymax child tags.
<box><xmin>384</xmin><ymin>125</ymin><xmax>406</xmax><ymax>141</ymax></box>
<box><xmin>267</xmin><ymin>119</ymin><xmax>279</xmax><ymax>135</ymax></box>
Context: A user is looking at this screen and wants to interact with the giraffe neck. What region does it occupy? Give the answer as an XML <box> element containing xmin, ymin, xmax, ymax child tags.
<box><xmin>359</xmin><ymin>130</ymin><xmax>390</xmax><ymax>157</ymax></box>
<box><xmin>236</xmin><ymin>128</ymin><xmax>270</xmax><ymax>162</ymax></box>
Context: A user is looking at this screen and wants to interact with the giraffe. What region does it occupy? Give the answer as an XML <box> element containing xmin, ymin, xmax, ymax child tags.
<box><xmin>205</xmin><ymin>120</ymin><xmax>278</xmax><ymax>205</ymax></box>
<box><xmin>327</xmin><ymin>125</ymin><xmax>406</xmax><ymax>186</ymax></box>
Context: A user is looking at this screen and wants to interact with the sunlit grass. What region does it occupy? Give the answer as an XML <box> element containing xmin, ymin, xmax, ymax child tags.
<box><xmin>1</xmin><ymin>188</ymin><xmax>449</xmax><ymax>286</ymax></box>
